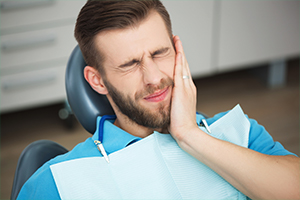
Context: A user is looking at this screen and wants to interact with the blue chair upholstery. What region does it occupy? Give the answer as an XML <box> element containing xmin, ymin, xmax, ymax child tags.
<box><xmin>65</xmin><ymin>45</ymin><xmax>114</xmax><ymax>134</ymax></box>
<box><xmin>10</xmin><ymin>140</ymin><xmax>68</xmax><ymax>200</ymax></box>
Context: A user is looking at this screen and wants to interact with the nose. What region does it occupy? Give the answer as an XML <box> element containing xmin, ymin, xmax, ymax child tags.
<box><xmin>142</xmin><ymin>59</ymin><xmax>164</xmax><ymax>86</ymax></box>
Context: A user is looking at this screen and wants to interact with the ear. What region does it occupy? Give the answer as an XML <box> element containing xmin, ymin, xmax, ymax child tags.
<box><xmin>84</xmin><ymin>66</ymin><xmax>108</xmax><ymax>95</ymax></box>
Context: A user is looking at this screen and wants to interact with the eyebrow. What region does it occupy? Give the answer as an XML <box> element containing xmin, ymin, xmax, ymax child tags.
<box><xmin>118</xmin><ymin>47</ymin><xmax>170</xmax><ymax>68</ymax></box>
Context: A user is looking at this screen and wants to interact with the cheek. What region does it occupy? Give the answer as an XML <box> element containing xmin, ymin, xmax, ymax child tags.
<box><xmin>156</xmin><ymin>57</ymin><xmax>175</xmax><ymax>78</ymax></box>
<box><xmin>119</xmin><ymin>75</ymin><xmax>144</xmax><ymax>97</ymax></box>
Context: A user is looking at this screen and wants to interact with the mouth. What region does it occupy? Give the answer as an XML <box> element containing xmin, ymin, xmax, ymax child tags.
<box><xmin>144</xmin><ymin>87</ymin><xmax>170</xmax><ymax>103</ymax></box>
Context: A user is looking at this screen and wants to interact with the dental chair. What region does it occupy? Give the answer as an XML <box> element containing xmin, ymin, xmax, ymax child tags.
<box><xmin>10</xmin><ymin>45</ymin><xmax>208</xmax><ymax>200</ymax></box>
<box><xmin>10</xmin><ymin>45</ymin><xmax>114</xmax><ymax>200</ymax></box>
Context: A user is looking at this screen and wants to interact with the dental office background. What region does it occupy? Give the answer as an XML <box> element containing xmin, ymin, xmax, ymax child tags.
<box><xmin>1</xmin><ymin>1</ymin><xmax>299</xmax><ymax>199</ymax></box>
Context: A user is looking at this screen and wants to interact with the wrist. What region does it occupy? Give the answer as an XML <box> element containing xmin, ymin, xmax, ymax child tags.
<box><xmin>171</xmin><ymin>125</ymin><xmax>206</xmax><ymax>150</ymax></box>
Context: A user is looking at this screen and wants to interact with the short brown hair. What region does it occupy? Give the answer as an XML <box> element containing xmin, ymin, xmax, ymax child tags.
<box><xmin>74</xmin><ymin>0</ymin><xmax>172</xmax><ymax>75</ymax></box>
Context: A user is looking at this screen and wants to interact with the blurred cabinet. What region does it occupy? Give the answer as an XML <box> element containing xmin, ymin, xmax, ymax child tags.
<box><xmin>217</xmin><ymin>1</ymin><xmax>300</xmax><ymax>72</ymax></box>
<box><xmin>0</xmin><ymin>0</ymin><xmax>85</xmax><ymax>113</ymax></box>
<box><xmin>163</xmin><ymin>1</ymin><xmax>215</xmax><ymax>77</ymax></box>
<box><xmin>164</xmin><ymin>0</ymin><xmax>299</xmax><ymax>78</ymax></box>
<box><xmin>1</xmin><ymin>1</ymin><xmax>299</xmax><ymax>113</ymax></box>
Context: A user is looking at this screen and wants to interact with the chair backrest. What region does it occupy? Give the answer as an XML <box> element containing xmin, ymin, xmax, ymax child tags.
<box><xmin>10</xmin><ymin>140</ymin><xmax>68</xmax><ymax>200</ymax></box>
<box><xmin>65</xmin><ymin>45</ymin><xmax>114</xmax><ymax>134</ymax></box>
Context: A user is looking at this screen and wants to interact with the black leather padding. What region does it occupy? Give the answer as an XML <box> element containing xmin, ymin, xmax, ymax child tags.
<box><xmin>65</xmin><ymin>45</ymin><xmax>114</xmax><ymax>134</ymax></box>
<box><xmin>10</xmin><ymin>140</ymin><xmax>68</xmax><ymax>200</ymax></box>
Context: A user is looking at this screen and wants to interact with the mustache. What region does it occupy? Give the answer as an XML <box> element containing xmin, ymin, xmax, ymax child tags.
<box><xmin>135</xmin><ymin>77</ymin><xmax>174</xmax><ymax>100</ymax></box>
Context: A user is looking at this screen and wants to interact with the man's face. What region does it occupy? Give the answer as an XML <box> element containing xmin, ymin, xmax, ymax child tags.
<box><xmin>95</xmin><ymin>11</ymin><xmax>175</xmax><ymax>129</ymax></box>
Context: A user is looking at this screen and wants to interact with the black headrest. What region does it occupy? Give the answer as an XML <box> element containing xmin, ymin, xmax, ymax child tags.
<box><xmin>65</xmin><ymin>45</ymin><xmax>115</xmax><ymax>134</ymax></box>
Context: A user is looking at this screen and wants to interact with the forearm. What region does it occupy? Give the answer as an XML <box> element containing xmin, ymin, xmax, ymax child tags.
<box><xmin>169</xmin><ymin>35</ymin><xmax>299</xmax><ymax>199</ymax></box>
<box><xmin>175</xmin><ymin>127</ymin><xmax>300</xmax><ymax>200</ymax></box>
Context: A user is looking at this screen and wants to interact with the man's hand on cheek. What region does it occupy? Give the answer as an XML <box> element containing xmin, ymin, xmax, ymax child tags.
<box><xmin>168</xmin><ymin>36</ymin><xmax>199</xmax><ymax>142</ymax></box>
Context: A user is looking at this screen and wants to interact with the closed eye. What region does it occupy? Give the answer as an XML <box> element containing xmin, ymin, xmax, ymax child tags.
<box><xmin>119</xmin><ymin>59</ymin><xmax>140</xmax><ymax>68</ymax></box>
<box><xmin>151</xmin><ymin>47</ymin><xmax>170</xmax><ymax>58</ymax></box>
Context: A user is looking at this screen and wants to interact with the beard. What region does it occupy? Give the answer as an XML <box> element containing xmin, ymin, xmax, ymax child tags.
<box><xmin>103</xmin><ymin>77</ymin><xmax>174</xmax><ymax>129</ymax></box>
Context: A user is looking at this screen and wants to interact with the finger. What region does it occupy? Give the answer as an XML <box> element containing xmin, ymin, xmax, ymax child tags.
<box><xmin>174</xmin><ymin>36</ymin><xmax>185</xmax><ymax>61</ymax></box>
<box><xmin>174</xmin><ymin>36</ymin><xmax>193</xmax><ymax>85</ymax></box>
<box><xmin>174</xmin><ymin>51</ymin><xmax>184</xmax><ymax>86</ymax></box>
<box><xmin>174</xmin><ymin>36</ymin><xmax>188</xmax><ymax>71</ymax></box>
<box><xmin>173</xmin><ymin>36</ymin><xmax>186</xmax><ymax>78</ymax></box>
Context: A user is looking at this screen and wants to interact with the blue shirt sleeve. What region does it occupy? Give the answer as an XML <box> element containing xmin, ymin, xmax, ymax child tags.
<box><xmin>17</xmin><ymin>163</ymin><xmax>61</xmax><ymax>200</ymax></box>
<box><xmin>205</xmin><ymin>111</ymin><xmax>297</xmax><ymax>156</ymax></box>
<box><xmin>247</xmin><ymin>118</ymin><xmax>297</xmax><ymax>156</ymax></box>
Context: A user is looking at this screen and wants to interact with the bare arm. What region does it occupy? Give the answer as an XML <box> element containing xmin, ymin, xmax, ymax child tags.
<box><xmin>177</xmin><ymin>127</ymin><xmax>299</xmax><ymax>199</ymax></box>
<box><xmin>169</xmin><ymin>35</ymin><xmax>300</xmax><ymax>199</ymax></box>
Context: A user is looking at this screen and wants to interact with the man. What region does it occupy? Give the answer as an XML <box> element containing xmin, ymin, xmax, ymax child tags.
<box><xmin>17</xmin><ymin>0</ymin><xmax>299</xmax><ymax>199</ymax></box>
